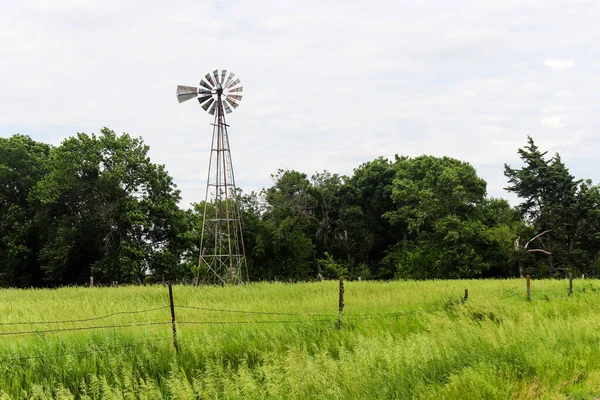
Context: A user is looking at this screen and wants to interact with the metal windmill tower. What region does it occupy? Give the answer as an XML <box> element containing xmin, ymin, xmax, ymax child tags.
<box><xmin>176</xmin><ymin>70</ymin><xmax>248</xmax><ymax>285</ymax></box>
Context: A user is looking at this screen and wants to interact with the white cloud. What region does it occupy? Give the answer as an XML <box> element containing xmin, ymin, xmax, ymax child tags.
<box><xmin>553</xmin><ymin>89</ymin><xmax>573</xmax><ymax>98</ymax></box>
<box><xmin>542</xmin><ymin>106</ymin><xmax>568</xmax><ymax>114</ymax></box>
<box><xmin>540</xmin><ymin>116</ymin><xmax>564</xmax><ymax>129</ymax></box>
<box><xmin>543</xmin><ymin>58</ymin><xmax>576</xmax><ymax>71</ymax></box>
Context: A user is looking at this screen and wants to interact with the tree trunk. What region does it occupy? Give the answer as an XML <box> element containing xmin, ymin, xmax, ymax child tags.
<box><xmin>518</xmin><ymin>260</ymin><xmax>524</xmax><ymax>279</ymax></box>
<box><xmin>313</xmin><ymin>250</ymin><xmax>323</xmax><ymax>280</ymax></box>
<box><xmin>548</xmin><ymin>235</ymin><xmax>554</xmax><ymax>277</ymax></box>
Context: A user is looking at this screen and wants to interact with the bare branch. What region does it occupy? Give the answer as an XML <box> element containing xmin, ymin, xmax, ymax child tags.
<box><xmin>525</xmin><ymin>229</ymin><xmax>553</xmax><ymax>249</ymax></box>
<box><xmin>527</xmin><ymin>249</ymin><xmax>552</xmax><ymax>255</ymax></box>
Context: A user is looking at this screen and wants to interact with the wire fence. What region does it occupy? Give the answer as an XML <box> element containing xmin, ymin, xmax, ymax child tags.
<box><xmin>176</xmin><ymin>304</ymin><xmax>336</xmax><ymax>317</ymax></box>
<box><xmin>492</xmin><ymin>285</ymin><xmax>523</xmax><ymax>298</ymax></box>
<box><xmin>0</xmin><ymin>277</ymin><xmax>595</xmax><ymax>363</ymax></box>
<box><xmin>0</xmin><ymin>306</ymin><xmax>170</xmax><ymax>326</ymax></box>
<box><xmin>0</xmin><ymin>308</ymin><xmax>420</xmax><ymax>338</ymax></box>
<box><xmin>0</xmin><ymin>322</ymin><xmax>171</xmax><ymax>338</ymax></box>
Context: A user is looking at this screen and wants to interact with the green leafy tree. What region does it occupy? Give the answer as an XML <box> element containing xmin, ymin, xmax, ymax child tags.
<box><xmin>504</xmin><ymin>137</ymin><xmax>597</xmax><ymax>276</ymax></box>
<box><xmin>33</xmin><ymin>128</ymin><xmax>188</xmax><ymax>285</ymax></box>
<box><xmin>309</xmin><ymin>171</ymin><xmax>346</xmax><ymax>257</ymax></box>
<box><xmin>573</xmin><ymin>182</ymin><xmax>600</xmax><ymax>275</ymax></box>
<box><xmin>339</xmin><ymin>157</ymin><xmax>399</xmax><ymax>278</ymax></box>
<box><xmin>258</xmin><ymin>170</ymin><xmax>315</xmax><ymax>280</ymax></box>
<box><xmin>0</xmin><ymin>135</ymin><xmax>51</xmax><ymax>286</ymax></box>
<box><xmin>384</xmin><ymin>155</ymin><xmax>516</xmax><ymax>279</ymax></box>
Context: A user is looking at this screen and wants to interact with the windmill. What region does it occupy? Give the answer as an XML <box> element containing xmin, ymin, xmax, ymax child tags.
<box><xmin>176</xmin><ymin>70</ymin><xmax>248</xmax><ymax>285</ymax></box>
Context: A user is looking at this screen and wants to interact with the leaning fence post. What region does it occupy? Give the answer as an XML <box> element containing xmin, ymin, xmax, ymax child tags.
<box><xmin>569</xmin><ymin>272</ymin><xmax>573</xmax><ymax>296</ymax></box>
<box><xmin>526</xmin><ymin>275</ymin><xmax>531</xmax><ymax>301</ymax></box>
<box><xmin>168</xmin><ymin>282</ymin><xmax>179</xmax><ymax>354</ymax></box>
<box><xmin>338</xmin><ymin>277</ymin><xmax>344</xmax><ymax>329</ymax></box>
<box><xmin>464</xmin><ymin>288</ymin><xmax>468</xmax><ymax>302</ymax></box>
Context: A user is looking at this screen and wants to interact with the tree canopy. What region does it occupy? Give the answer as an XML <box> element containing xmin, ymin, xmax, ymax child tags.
<box><xmin>505</xmin><ymin>136</ymin><xmax>600</xmax><ymax>277</ymax></box>
<box><xmin>1</xmin><ymin>129</ymin><xmax>189</xmax><ymax>286</ymax></box>
<box><xmin>1</xmin><ymin>131</ymin><xmax>598</xmax><ymax>286</ymax></box>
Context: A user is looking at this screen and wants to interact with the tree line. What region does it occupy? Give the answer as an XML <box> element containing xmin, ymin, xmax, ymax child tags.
<box><xmin>1</xmin><ymin>129</ymin><xmax>599</xmax><ymax>287</ymax></box>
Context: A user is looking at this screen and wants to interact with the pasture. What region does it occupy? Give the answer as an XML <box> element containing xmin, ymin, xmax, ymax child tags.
<box><xmin>1</xmin><ymin>279</ymin><xmax>600</xmax><ymax>399</ymax></box>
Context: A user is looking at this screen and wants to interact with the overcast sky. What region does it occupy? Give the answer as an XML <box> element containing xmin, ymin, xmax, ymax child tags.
<box><xmin>1</xmin><ymin>0</ymin><xmax>598</xmax><ymax>208</ymax></box>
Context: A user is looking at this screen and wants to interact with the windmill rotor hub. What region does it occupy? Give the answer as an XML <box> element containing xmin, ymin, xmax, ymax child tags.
<box><xmin>175</xmin><ymin>69</ymin><xmax>243</xmax><ymax>115</ymax></box>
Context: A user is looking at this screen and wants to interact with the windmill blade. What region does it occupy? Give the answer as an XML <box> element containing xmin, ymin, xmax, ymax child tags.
<box><xmin>201</xmin><ymin>98</ymin><xmax>215</xmax><ymax>111</ymax></box>
<box><xmin>177</xmin><ymin>93</ymin><xmax>199</xmax><ymax>103</ymax></box>
<box><xmin>176</xmin><ymin>85</ymin><xmax>197</xmax><ymax>95</ymax></box>
<box><xmin>175</xmin><ymin>85</ymin><xmax>198</xmax><ymax>103</ymax></box>
<box><xmin>222</xmin><ymin>99</ymin><xmax>233</xmax><ymax>114</ymax></box>
<box><xmin>205</xmin><ymin>73</ymin><xmax>215</xmax><ymax>87</ymax></box>
<box><xmin>225</xmin><ymin>97</ymin><xmax>239</xmax><ymax>109</ymax></box>
<box><xmin>213</xmin><ymin>70</ymin><xmax>220</xmax><ymax>85</ymax></box>
<box><xmin>227</xmin><ymin>78</ymin><xmax>240</xmax><ymax>89</ymax></box>
<box><xmin>228</xmin><ymin>94</ymin><xmax>243</xmax><ymax>102</ymax></box>
<box><xmin>197</xmin><ymin>95</ymin><xmax>213</xmax><ymax>105</ymax></box>
<box><xmin>221</xmin><ymin>70</ymin><xmax>227</xmax><ymax>85</ymax></box>
<box><xmin>198</xmin><ymin>89</ymin><xmax>212</xmax><ymax>95</ymax></box>
<box><xmin>224</xmin><ymin>72</ymin><xmax>234</xmax><ymax>87</ymax></box>
<box><xmin>199</xmin><ymin>80</ymin><xmax>213</xmax><ymax>90</ymax></box>
<box><xmin>228</xmin><ymin>86</ymin><xmax>243</xmax><ymax>93</ymax></box>
<box><xmin>208</xmin><ymin>100</ymin><xmax>217</xmax><ymax>115</ymax></box>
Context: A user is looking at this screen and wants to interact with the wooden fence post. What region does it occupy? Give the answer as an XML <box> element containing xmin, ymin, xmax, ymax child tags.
<box><xmin>338</xmin><ymin>277</ymin><xmax>344</xmax><ymax>329</ymax></box>
<box><xmin>464</xmin><ymin>288</ymin><xmax>468</xmax><ymax>301</ymax></box>
<box><xmin>168</xmin><ymin>282</ymin><xmax>179</xmax><ymax>354</ymax></box>
<box><xmin>90</xmin><ymin>276</ymin><xmax>94</xmax><ymax>288</ymax></box>
<box><xmin>526</xmin><ymin>275</ymin><xmax>531</xmax><ymax>302</ymax></box>
<box><xmin>569</xmin><ymin>272</ymin><xmax>573</xmax><ymax>297</ymax></box>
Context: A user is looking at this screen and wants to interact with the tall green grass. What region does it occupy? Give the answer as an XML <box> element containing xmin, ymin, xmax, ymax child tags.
<box><xmin>1</xmin><ymin>279</ymin><xmax>600</xmax><ymax>399</ymax></box>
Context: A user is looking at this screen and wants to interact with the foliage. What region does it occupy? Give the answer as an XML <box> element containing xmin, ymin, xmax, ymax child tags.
<box><xmin>338</xmin><ymin>158</ymin><xmax>399</xmax><ymax>277</ymax></box>
<box><xmin>0</xmin><ymin>135</ymin><xmax>51</xmax><ymax>286</ymax></box>
<box><xmin>2</xmin><ymin>130</ymin><xmax>600</xmax><ymax>285</ymax></box>
<box><xmin>381</xmin><ymin>156</ymin><xmax>518</xmax><ymax>279</ymax></box>
<box><xmin>0</xmin><ymin>129</ymin><xmax>189</xmax><ymax>286</ymax></box>
<box><xmin>505</xmin><ymin>137</ymin><xmax>600</xmax><ymax>276</ymax></box>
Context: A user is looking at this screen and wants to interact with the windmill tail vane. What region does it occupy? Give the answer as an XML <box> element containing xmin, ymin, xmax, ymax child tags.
<box><xmin>176</xmin><ymin>69</ymin><xmax>248</xmax><ymax>286</ymax></box>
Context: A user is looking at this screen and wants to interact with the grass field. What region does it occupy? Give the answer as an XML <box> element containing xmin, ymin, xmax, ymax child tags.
<box><xmin>1</xmin><ymin>279</ymin><xmax>600</xmax><ymax>399</ymax></box>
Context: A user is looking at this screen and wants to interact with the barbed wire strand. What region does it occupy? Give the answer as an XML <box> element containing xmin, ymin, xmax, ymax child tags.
<box><xmin>176</xmin><ymin>311</ymin><xmax>421</xmax><ymax>326</ymax></box>
<box><xmin>501</xmin><ymin>290</ymin><xmax>527</xmax><ymax>298</ymax></box>
<box><xmin>176</xmin><ymin>305</ymin><xmax>336</xmax><ymax>317</ymax></box>
<box><xmin>178</xmin><ymin>319</ymin><xmax>332</xmax><ymax>325</ymax></box>
<box><xmin>0</xmin><ymin>321</ymin><xmax>171</xmax><ymax>337</ymax></box>
<box><xmin>498</xmin><ymin>287</ymin><xmax>573</xmax><ymax>298</ymax></box>
<box><xmin>492</xmin><ymin>286</ymin><xmax>523</xmax><ymax>298</ymax></box>
<box><xmin>0</xmin><ymin>306</ymin><xmax>170</xmax><ymax>326</ymax></box>
<box><xmin>176</xmin><ymin>305</ymin><xmax>429</xmax><ymax>318</ymax></box>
